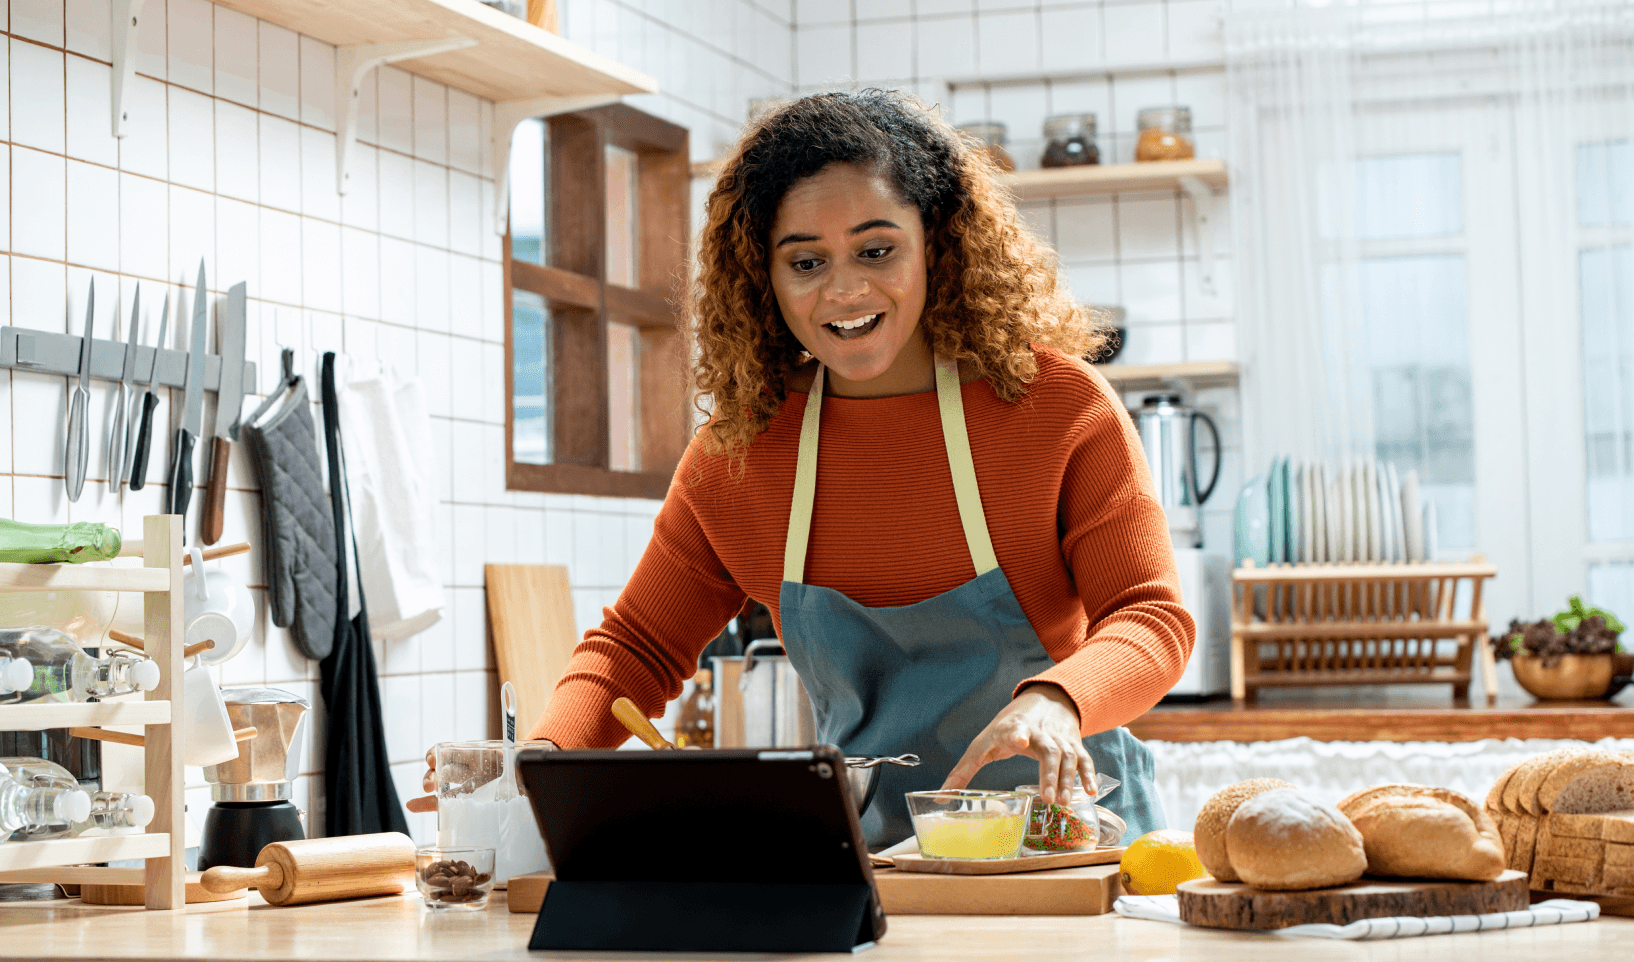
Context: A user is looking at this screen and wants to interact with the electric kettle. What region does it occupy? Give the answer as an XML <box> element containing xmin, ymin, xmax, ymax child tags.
<box><xmin>1129</xmin><ymin>394</ymin><xmax>1221</xmax><ymax>546</ymax></box>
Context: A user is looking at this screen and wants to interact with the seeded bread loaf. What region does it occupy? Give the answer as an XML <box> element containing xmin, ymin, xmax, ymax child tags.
<box><xmin>1224</xmin><ymin>789</ymin><xmax>1367</xmax><ymax>891</ymax></box>
<box><xmin>1340</xmin><ymin>785</ymin><xmax>1505</xmax><ymax>881</ymax></box>
<box><xmin>1192</xmin><ymin>778</ymin><xmax>1296</xmax><ymax>883</ymax></box>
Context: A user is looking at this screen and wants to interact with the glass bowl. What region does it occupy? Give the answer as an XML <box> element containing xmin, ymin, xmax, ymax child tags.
<box><xmin>415</xmin><ymin>846</ymin><xmax>495</xmax><ymax>910</ymax></box>
<box><xmin>905</xmin><ymin>790</ymin><xmax>1032</xmax><ymax>860</ymax></box>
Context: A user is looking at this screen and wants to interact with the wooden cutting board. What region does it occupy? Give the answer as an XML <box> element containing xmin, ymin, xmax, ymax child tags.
<box><xmin>486</xmin><ymin>564</ymin><xmax>578</xmax><ymax>738</ymax></box>
<box><xmin>891</xmin><ymin>846</ymin><xmax>1126</xmax><ymax>875</ymax></box>
<box><xmin>1177</xmin><ymin>870</ymin><xmax>1531</xmax><ymax>930</ymax></box>
<box><xmin>874</xmin><ymin>863</ymin><xmax>1122</xmax><ymax>915</ymax></box>
<box><xmin>82</xmin><ymin>872</ymin><xmax>247</xmax><ymax>906</ymax></box>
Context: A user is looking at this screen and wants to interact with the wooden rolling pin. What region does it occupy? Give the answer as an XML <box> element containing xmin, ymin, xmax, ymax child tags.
<box><xmin>106</xmin><ymin>630</ymin><xmax>214</xmax><ymax>659</ymax></box>
<box><xmin>117</xmin><ymin>540</ymin><xmax>252</xmax><ymax>563</ymax></box>
<box><xmin>199</xmin><ymin>833</ymin><xmax>416</xmax><ymax>906</ymax></box>
<box><xmin>69</xmin><ymin>726</ymin><xmax>256</xmax><ymax>748</ymax></box>
<box><xmin>611</xmin><ymin>696</ymin><xmax>675</xmax><ymax>750</ymax></box>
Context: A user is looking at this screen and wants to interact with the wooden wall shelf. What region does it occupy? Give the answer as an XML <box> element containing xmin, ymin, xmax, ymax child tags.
<box><xmin>208</xmin><ymin>0</ymin><xmax>655</xmax><ymax>103</ymax></box>
<box><xmin>1096</xmin><ymin>360</ymin><xmax>1239</xmax><ymax>392</ymax></box>
<box><xmin>1004</xmin><ymin>158</ymin><xmax>1227</xmax><ymax>201</ymax></box>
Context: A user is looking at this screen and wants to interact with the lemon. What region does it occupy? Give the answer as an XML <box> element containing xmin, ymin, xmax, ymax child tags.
<box><xmin>1119</xmin><ymin>829</ymin><xmax>1209</xmax><ymax>895</ymax></box>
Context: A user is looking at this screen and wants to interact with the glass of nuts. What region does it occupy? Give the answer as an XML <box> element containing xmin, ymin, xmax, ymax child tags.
<box><xmin>415</xmin><ymin>846</ymin><xmax>496</xmax><ymax>911</ymax></box>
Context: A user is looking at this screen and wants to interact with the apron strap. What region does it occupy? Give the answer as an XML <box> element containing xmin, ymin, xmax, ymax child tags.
<box><xmin>783</xmin><ymin>357</ymin><xmax>998</xmax><ymax>584</ymax></box>
<box><xmin>783</xmin><ymin>364</ymin><xmax>826</xmax><ymax>584</ymax></box>
<box><xmin>934</xmin><ymin>356</ymin><xmax>999</xmax><ymax>576</ymax></box>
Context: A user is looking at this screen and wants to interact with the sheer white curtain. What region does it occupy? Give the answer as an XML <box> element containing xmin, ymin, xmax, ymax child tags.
<box><xmin>1225</xmin><ymin>0</ymin><xmax>1634</xmax><ymax>619</ymax></box>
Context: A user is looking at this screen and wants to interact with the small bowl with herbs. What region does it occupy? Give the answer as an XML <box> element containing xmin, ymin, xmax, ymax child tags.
<box><xmin>1491</xmin><ymin>596</ymin><xmax>1630</xmax><ymax>700</ymax></box>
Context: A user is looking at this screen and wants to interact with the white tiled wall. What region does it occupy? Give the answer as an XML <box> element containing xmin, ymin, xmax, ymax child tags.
<box><xmin>0</xmin><ymin>0</ymin><xmax>783</xmax><ymax>844</ymax></box>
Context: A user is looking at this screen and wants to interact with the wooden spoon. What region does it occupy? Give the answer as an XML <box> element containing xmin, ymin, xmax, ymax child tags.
<box><xmin>611</xmin><ymin>697</ymin><xmax>675</xmax><ymax>751</ymax></box>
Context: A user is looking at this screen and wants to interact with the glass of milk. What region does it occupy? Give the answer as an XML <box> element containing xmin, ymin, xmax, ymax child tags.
<box><xmin>433</xmin><ymin>740</ymin><xmax>551</xmax><ymax>885</ymax></box>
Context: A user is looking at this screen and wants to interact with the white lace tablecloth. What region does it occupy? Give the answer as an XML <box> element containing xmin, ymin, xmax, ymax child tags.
<box><xmin>1146</xmin><ymin>736</ymin><xmax>1634</xmax><ymax>831</ymax></box>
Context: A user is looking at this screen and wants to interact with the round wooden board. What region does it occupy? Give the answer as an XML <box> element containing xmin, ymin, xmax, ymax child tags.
<box><xmin>1177</xmin><ymin>870</ymin><xmax>1530</xmax><ymax>930</ymax></box>
<box><xmin>892</xmin><ymin>846</ymin><xmax>1126</xmax><ymax>876</ymax></box>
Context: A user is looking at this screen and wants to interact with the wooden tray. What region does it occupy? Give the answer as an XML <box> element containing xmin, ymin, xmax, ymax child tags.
<box><xmin>891</xmin><ymin>846</ymin><xmax>1126</xmax><ymax>875</ymax></box>
<box><xmin>874</xmin><ymin>863</ymin><xmax>1121</xmax><ymax>915</ymax></box>
<box><xmin>1177</xmin><ymin>870</ymin><xmax>1531</xmax><ymax>930</ymax></box>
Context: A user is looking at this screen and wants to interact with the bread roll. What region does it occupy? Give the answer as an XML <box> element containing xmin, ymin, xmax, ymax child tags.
<box><xmin>1225</xmin><ymin>789</ymin><xmax>1366</xmax><ymax>891</ymax></box>
<box><xmin>1345</xmin><ymin>793</ymin><xmax>1505</xmax><ymax>881</ymax></box>
<box><xmin>1192</xmin><ymin>778</ymin><xmax>1296</xmax><ymax>883</ymax></box>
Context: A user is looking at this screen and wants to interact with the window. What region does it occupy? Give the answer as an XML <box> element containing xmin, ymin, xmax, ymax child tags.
<box><xmin>504</xmin><ymin>105</ymin><xmax>692</xmax><ymax>498</ymax></box>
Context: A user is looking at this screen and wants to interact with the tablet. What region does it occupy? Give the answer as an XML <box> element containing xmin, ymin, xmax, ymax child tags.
<box><xmin>517</xmin><ymin>745</ymin><xmax>886</xmax><ymax>953</ymax></box>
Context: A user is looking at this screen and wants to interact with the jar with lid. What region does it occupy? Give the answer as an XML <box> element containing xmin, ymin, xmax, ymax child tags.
<box><xmin>1041</xmin><ymin>114</ymin><xmax>1100</xmax><ymax>168</ymax></box>
<box><xmin>1015</xmin><ymin>772</ymin><xmax>1124</xmax><ymax>853</ymax></box>
<box><xmin>1135</xmin><ymin>107</ymin><xmax>1195</xmax><ymax>162</ymax></box>
<box><xmin>956</xmin><ymin>122</ymin><xmax>1015</xmax><ymax>172</ymax></box>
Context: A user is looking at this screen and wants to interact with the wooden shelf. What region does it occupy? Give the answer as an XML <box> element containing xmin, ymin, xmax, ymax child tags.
<box><xmin>1095</xmin><ymin>360</ymin><xmax>1239</xmax><ymax>391</ymax></box>
<box><xmin>1005</xmin><ymin>158</ymin><xmax>1227</xmax><ymax>200</ymax></box>
<box><xmin>0</xmin><ymin>562</ymin><xmax>168</xmax><ymax>593</ymax></box>
<box><xmin>0</xmin><ymin>700</ymin><xmax>170</xmax><ymax>731</ymax></box>
<box><xmin>208</xmin><ymin>0</ymin><xmax>657</xmax><ymax>103</ymax></box>
<box><xmin>0</xmin><ymin>833</ymin><xmax>170</xmax><ymax>872</ymax></box>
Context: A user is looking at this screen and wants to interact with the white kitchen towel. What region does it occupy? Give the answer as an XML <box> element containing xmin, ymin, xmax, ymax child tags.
<box><xmin>1113</xmin><ymin>895</ymin><xmax>1600</xmax><ymax>940</ymax></box>
<box><xmin>338</xmin><ymin>364</ymin><xmax>444</xmax><ymax>641</ymax></box>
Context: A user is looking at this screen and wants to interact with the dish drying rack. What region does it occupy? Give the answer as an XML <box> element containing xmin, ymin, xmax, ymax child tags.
<box><xmin>0</xmin><ymin>516</ymin><xmax>186</xmax><ymax>908</ymax></box>
<box><xmin>1230</xmin><ymin>557</ymin><xmax>1499</xmax><ymax>704</ymax></box>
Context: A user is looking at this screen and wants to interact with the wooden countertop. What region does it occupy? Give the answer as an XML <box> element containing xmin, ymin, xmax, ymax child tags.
<box><xmin>0</xmin><ymin>889</ymin><xmax>1631</xmax><ymax>960</ymax></box>
<box><xmin>1128</xmin><ymin>689</ymin><xmax>1634</xmax><ymax>743</ymax></box>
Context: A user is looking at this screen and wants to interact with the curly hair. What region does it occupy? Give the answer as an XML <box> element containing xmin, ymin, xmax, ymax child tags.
<box><xmin>687</xmin><ymin>89</ymin><xmax>1106</xmax><ymax>471</ymax></box>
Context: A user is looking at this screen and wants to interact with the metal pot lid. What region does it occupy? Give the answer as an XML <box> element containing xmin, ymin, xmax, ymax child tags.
<box><xmin>219</xmin><ymin>686</ymin><xmax>310</xmax><ymax>708</ymax></box>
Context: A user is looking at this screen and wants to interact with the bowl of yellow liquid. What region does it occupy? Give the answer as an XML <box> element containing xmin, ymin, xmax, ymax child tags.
<box><xmin>906</xmin><ymin>790</ymin><xmax>1032</xmax><ymax>860</ymax></box>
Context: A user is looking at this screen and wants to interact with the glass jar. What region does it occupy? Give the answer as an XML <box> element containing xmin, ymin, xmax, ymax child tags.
<box><xmin>1041</xmin><ymin>114</ymin><xmax>1100</xmax><ymax>168</ymax></box>
<box><xmin>1016</xmin><ymin>783</ymin><xmax>1101</xmax><ymax>853</ymax></box>
<box><xmin>1135</xmin><ymin>107</ymin><xmax>1195</xmax><ymax>162</ymax></box>
<box><xmin>956</xmin><ymin>122</ymin><xmax>1016</xmax><ymax>172</ymax></box>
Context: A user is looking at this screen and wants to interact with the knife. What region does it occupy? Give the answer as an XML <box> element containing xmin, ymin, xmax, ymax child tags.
<box><xmin>165</xmin><ymin>261</ymin><xmax>209</xmax><ymax>540</ymax></box>
<box><xmin>64</xmin><ymin>279</ymin><xmax>95</xmax><ymax>502</ymax></box>
<box><xmin>199</xmin><ymin>282</ymin><xmax>247</xmax><ymax>546</ymax></box>
<box><xmin>108</xmin><ymin>286</ymin><xmax>140</xmax><ymax>492</ymax></box>
<box><xmin>128</xmin><ymin>292</ymin><xmax>169</xmax><ymax>491</ymax></box>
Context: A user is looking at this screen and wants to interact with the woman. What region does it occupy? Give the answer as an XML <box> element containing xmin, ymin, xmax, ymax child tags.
<box><xmin>513</xmin><ymin>90</ymin><xmax>1192</xmax><ymax>846</ymax></box>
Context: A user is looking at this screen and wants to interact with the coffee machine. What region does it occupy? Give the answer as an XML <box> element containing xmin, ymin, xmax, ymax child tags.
<box><xmin>197</xmin><ymin>687</ymin><xmax>309</xmax><ymax>870</ymax></box>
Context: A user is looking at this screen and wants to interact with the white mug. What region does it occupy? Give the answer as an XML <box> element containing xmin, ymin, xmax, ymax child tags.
<box><xmin>181</xmin><ymin>547</ymin><xmax>254</xmax><ymax>666</ymax></box>
<box><xmin>181</xmin><ymin>665</ymin><xmax>239</xmax><ymax>768</ymax></box>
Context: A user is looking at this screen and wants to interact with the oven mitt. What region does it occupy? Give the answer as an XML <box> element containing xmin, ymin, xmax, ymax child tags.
<box><xmin>241</xmin><ymin>371</ymin><xmax>337</xmax><ymax>660</ymax></box>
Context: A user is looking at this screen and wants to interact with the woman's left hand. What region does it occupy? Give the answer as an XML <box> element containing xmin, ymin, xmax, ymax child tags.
<box><xmin>940</xmin><ymin>684</ymin><xmax>1093</xmax><ymax>806</ymax></box>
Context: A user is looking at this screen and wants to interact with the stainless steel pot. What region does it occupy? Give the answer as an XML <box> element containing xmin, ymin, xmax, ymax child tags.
<box><xmin>711</xmin><ymin>640</ymin><xmax>816</xmax><ymax>749</ymax></box>
<box><xmin>844</xmin><ymin>754</ymin><xmax>921</xmax><ymax>814</ymax></box>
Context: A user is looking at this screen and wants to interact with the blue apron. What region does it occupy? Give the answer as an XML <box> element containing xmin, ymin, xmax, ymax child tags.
<box><xmin>777</xmin><ymin>356</ymin><xmax>1166</xmax><ymax>847</ymax></box>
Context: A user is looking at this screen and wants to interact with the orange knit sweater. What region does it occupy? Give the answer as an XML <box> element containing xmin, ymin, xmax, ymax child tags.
<box><xmin>528</xmin><ymin>350</ymin><xmax>1194</xmax><ymax>750</ymax></box>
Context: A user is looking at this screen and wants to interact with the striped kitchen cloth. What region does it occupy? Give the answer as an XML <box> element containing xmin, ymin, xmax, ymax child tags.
<box><xmin>1113</xmin><ymin>895</ymin><xmax>1600</xmax><ymax>939</ymax></box>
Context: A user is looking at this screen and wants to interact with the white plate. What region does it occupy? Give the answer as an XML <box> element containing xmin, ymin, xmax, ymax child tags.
<box><xmin>1313</xmin><ymin>462</ymin><xmax>1329</xmax><ymax>562</ymax></box>
<box><xmin>1374</xmin><ymin>461</ymin><xmax>1395</xmax><ymax>563</ymax></box>
<box><xmin>1401</xmin><ymin>468</ymin><xmax>1424</xmax><ymax>562</ymax></box>
<box><xmin>1337</xmin><ymin>464</ymin><xmax>1355</xmax><ymax>562</ymax></box>
<box><xmin>1291</xmin><ymin>461</ymin><xmax>1305</xmax><ymax>563</ymax></box>
<box><xmin>1384</xmin><ymin>462</ymin><xmax>1404</xmax><ymax>563</ymax></box>
<box><xmin>1423</xmin><ymin>498</ymin><xmax>1439</xmax><ymax>562</ymax></box>
<box><xmin>1363</xmin><ymin>460</ymin><xmax>1382</xmax><ymax>562</ymax></box>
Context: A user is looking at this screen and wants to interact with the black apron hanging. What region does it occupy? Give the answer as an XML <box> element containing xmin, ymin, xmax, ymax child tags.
<box><xmin>319</xmin><ymin>351</ymin><xmax>410</xmax><ymax>838</ymax></box>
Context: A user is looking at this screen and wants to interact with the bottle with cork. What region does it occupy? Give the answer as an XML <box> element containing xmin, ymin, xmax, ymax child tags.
<box><xmin>674</xmin><ymin>670</ymin><xmax>715</xmax><ymax>749</ymax></box>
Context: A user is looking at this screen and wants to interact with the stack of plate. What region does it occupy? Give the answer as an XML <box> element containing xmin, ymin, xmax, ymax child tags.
<box><xmin>1233</xmin><ymin>459</ymin><xmax>1438</xmax><ymax>567</ymax></box>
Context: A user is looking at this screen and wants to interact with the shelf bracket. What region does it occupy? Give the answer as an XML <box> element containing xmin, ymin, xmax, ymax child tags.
<box><xmin>1179</xmin><ymin>175</ymin><xmax>1219</xmax><ymax>298</ymax></box>
<box><xmin>492</xmin><ymin>94</ymin><xmax>624</xmax><ymax>235</ymax></box>
<box><xmin>334</xmin><ymin>38</ymin><xmax>479</xmax><ymax>195</ymax></box>
<box><xmin>110</xmin><ymin>0</ymin><xmax>149</xmax><ymax>138</ymax></box>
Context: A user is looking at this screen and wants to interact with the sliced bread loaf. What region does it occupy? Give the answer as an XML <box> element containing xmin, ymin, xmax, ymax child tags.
<box><xmin>1548</xmin><ymin>759</ymin><xmax>1634</xmax><ymax>814</ymax></box>
<box><xmin>1509</xmin><ymin>747</ymin><xmax>1592</xmax><ymax>815</ymax></box>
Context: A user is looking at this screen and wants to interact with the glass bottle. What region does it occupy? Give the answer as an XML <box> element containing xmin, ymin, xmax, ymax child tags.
<box><xmin>1041</xmin><ymin>114</ymin><xmax>1100</xmax><ymax>168</ymax></box>
<box><xmin>0</xmin><ymin>627</ymin><xmax>160</xmax><ymax>705</ymax></box>
<box><xmin>0</xmin><ymin>519</ymin><xmax>121</xmax><ymax>564</ymax></box>
<box><xmin>674</xmin><ymin>669</ymin><xmax>715</xmax><ymax>749</ymax></box>
<box><xmin>956</xmin><ymin>122</ymin><xmax>1016</xmax><ymax>172</ymax></box>
<box><xmin>0</xmin><ymin>757</ymin><xmax>92</xmax><ymax>842</ymax></box>
<box><xmin>75</xmin><ymin>791</ymin><xmax>155</xmax><ymax>834</ymax></box>
<box><xmin>1134</xmin><ymin>107</ymin><xmax>1195</xmax><ymax>162</ymax></box>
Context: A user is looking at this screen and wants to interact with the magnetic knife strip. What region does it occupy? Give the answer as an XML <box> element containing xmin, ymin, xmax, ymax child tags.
<box><xmin>0</xmin><ymin>326</ymin><xmax>256</xmax><ymax>395</ymax></box>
